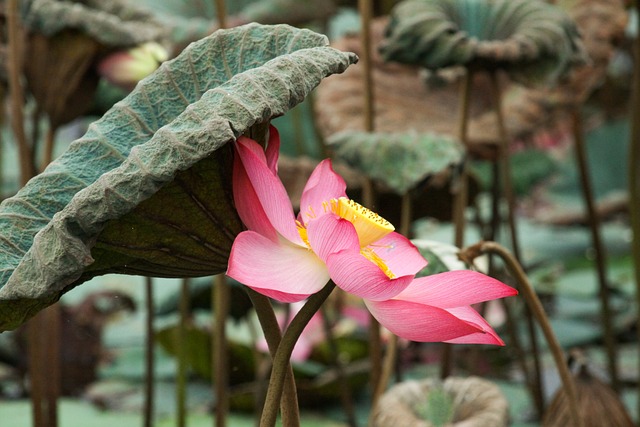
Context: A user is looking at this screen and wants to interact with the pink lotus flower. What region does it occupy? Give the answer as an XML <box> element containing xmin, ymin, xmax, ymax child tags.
<box><xmin>227</xmin><ymin>128</ymin><xmax>517</xmax><ymax>345</ymax></box>
<box><xmin>98</xmin><ymin>42</ymin><xmax>168</xmax><ymax>91</ymax></box>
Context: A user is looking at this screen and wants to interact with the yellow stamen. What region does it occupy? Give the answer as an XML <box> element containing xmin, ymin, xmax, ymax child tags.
<box><xmin>334</xmin><ymin>197</ymin><xmax>394</xmax><ymax>247</ymax></box>
<box><xmin>361</xmin><ymin>247</ymin><xmax>396</xmax><ymax>279</ymax></box>
<box><xmin>296</xmin><ymin>220</ymin><xmax>311</xmax><ymax>249</ymax></box>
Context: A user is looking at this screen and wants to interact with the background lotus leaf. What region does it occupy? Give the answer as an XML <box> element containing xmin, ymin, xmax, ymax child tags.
<box><xmin>328</xmin><ymin>130</ymin><xmax>463</xmax><ymax>194</ymax></box>
<box><xmin>0</xmin><ymin>23</ymin><xmax>357</xmax><ymax>331</ymax></box>
<box><xmin>412</xmin><ymin>239</ymin><xmax>468</xmax><ymax>277</ymax></box>
<box><xmin>20</xmin><ymin>0</ymin><xmax>168</xmax><ymax>47</ymax></box>
<box><xmin>380</xmin><ymin>0</ymin><xmax>587</xmax><ymax>86</ymax></box>
<box><xmin>240</xmin><ymin>0</ymin><xmax>336</xmax><ymax>26</ymax></box>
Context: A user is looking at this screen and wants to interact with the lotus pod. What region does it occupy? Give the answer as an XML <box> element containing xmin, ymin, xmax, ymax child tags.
<box><xmin>0</xmin><ymin>24</ymin><xmax>357</xmax><ymax>331</ymax></box>
<box><xmin>372</xmin><ymin>376</ymin><xmax>509</xmax><ymax>426</ymax></box>
<box><xmin>542</xmin><ymin>363</ymin><xmax>634</xmax><ymax>427</ymax></box>
<box><xmin>381</xmin><ymin>0</ymin><xmax>587</xmax><ymax>86</ymax></box>
<box><xmin>328</xmin><ymin>130</ymin><xmax>464</xmax><ymax>194</ymax></box>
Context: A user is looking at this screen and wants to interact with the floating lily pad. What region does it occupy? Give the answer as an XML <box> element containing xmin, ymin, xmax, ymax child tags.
<box><xmin>0</xmin><ymin>24</ymin><xmax>357</xmax><ymax>330</ymax></box>
<box><xmin>328</xmin><ymin>130</ymin><xmax>463</xmax><ymax>194</ymax></box>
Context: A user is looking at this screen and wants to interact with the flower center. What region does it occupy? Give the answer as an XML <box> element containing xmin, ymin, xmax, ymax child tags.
<box><xmin>334</xmin><ymin>197</ymin><xmax>394</xmax><ymax>247</ymax></box>
<box><xmin>297</xmin><ymin>197</ymin><xmax>396</xmax><ymax>279</ymax></box>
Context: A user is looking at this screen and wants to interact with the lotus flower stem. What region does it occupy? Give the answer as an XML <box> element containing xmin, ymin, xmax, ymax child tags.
<box><xmin>259</xmin><ymin>282</ymin><xmax>336</xmax><ymax>427</ymax></box>
<box><xmin>41</xmin><ymin>126</ymin><xmax>56</xmax><ymax>172</ymax></box>
<box><xmin>489</xmin><ymin>72</ymin><xmax>520</xmax><ymax>260</ymax></box>
<box><xmin>362</xmin><ymin>174</ymin><xmax>383</xmax><ymax>398</ymax></box>
<box><xmin>571</xmin><ymin>107</ymin><xmax>619</xmax><ymax>391</ymax></box>
<box><xmin>368</xmin><ymin>302</ymin><xmax>383</xmax><ymax>402</ymax></box>
<box><xmin>442</xmin><ymin>69</ymin><xmax>473</xmax><ymax>380</ymax></box>
<box><xmin>453</xmin><ymin>70</ymin><xmax>472</xmax><ymax>249</ymax></box>
<box><xmin>31</xmin><ymin>107</ymin><xmax>41</xmax><ymax>171</ymax></box>
<box><xmin>0</xmin><ymin>88</ymin><xmax>4</xmax><ymax>195</ymax></box>
<box><xmin>144</xmin><ymin>277</ymin><xmax>155</xmax><ymax>427</ymax></box>
<box><xmin>10</xmin><ymin>3</ymin><xmax>58</xmax><ymax>424</ymax></box>
<box><xmin>631</xmin><ymin>0</ymin><xmax>640</xmax><ymax>415</ymax></box>
<box><xmin>177</xmin><ymin>278</ymin><xmax>190</xmax><ymax>427</ymax></box>
<box><xmin>28</xmin><ymin>306</ymin><xmax>61</xmax><ymax>427</ymax></box>
<box><xmin>489</xmin><ymin>70</ymin><xmax>544</xmax><ymax>416</ymax></box>
<box><xmin>215</xmin><ymin>0</ymin><xmax>227</xmax><ymax>29</ymax></box>
<box><xmin>319</xmin><ymin>305</ymin><xmax>358</xmax><ymax>427</ymax></box>
<box><xmin>461</xmin><ymin>242</ymin><xmax>583</xmax><ymax>427</ymax></box>
<box><xmin>246</xmin><ymin>289</ymin><xmax>300</xmax><ymax>427</ymax></box>
<box><xmin>213</xmin><ymin>274</ymin><xmax>229</xmax><ymax>427</ymax></box>
<box><xmin>359</xmin><ymin>0</ymin><xmax>385</xmax><ymax>403</ymax></box>
<box><xmin>370</xmin><ymin>192</ymin><xmax>412</xmax><ymax>419</ymax></box>
<box><xmin>359</xmin><ymin>0</ymin><xmax>375</xmax><ymax>132</ymax></box>
<box><xmin>6</xmin><ymin>0</ymin><xmax>35</xmax><ymax>185</ymax></box>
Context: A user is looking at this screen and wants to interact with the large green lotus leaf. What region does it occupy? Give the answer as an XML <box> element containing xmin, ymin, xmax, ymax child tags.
<box><xmin>328</xmin><ymin>130</ymin><xmax>463</xmax><ymax>194</ymax></box>
<box><xmin>0</xmin><ymin>23</ymin><xmax>357</xmax><ymax>330</ymax></box>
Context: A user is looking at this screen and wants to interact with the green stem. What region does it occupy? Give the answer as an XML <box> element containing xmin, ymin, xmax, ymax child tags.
<box><xmin>441</xmin><ymin>69</ymin><xmax>473</xmax><ymax>380</ymax></box>
<box><xmin>632</xmin><ymin>0</ymin><xmax>640</xmax><ymax>417</ymax></box>
<box><xmin>453</xmin><ymin>70</ymin><xmax>472</xmax><ymax>249</ymax></box>
<box><xmin>214</xmin><ymin>275</ymin><xmax>229</xmax><ymax>427</ymax></box>
<box><xmin>6</xmin><ymin>0</ymin><xmax>34</xmax><ymax>185</ymax></box>
<box><xmin>371</xmin><ymin>334</ymin><xmax>397</xmax><ymax>418</ymax></box>
<box><xmin>358</xmin><ymin>0</ymin><xmax>384</xmax><ymax>400</ymax></box>
<box><xmin>370</xmin><ymin>191</ymin><xmax>412</xmax><ymax>415</ymax></box>
<box><xmin>259</xmin><ymin>282</ymin><xmax>336</xmax><ymax>427</ymax></box>
<box><xmin>177</xmin><ymin>279</ymin><xmax>190</xmax><ymax>427</ymax></box>
<box><xmin>571</xmin><ymin>108</ymin><xmax>619</xmax><ymax>391</ymax></box>
<box><xmin>144</xmin><ymin>277</ymin><xmax>155</xmax><ymax>427</ymax></box>
<box><xmin>489</xmin><ymin>72</ymin><xmax>520</xmax><ymax>260</ymax></box>
<box><xmin>41</xmin><ymin>125</ymin><xmax>56</xmax><ymax>172</ymax></box>
<box><xmin>246</xmin><ymin>290</ymin><xmax>299</xmax><ymax>427</ymax></box>
<box><xmin>358</xmin><ymin>0</ymin><xmax>375</xmax><ymax>133</ymax></box>
<box><xmin>490</xmin><ymin>71</ymin><xmax>544</xmax><ymax>415</ymax></box>
<box><xmin>319</xmin><ymin>305</ymin><xmax>358</xmax><ymax>427</ymax></box>
<box><xmin>215</xmin><ymin>0</ymin><xmax>227</xmax><ymax>28</ymax></box>
<box><xmin>461</xmin><ymin>242</ymin><xmax>583</xmax><ymax>427</ymax></box>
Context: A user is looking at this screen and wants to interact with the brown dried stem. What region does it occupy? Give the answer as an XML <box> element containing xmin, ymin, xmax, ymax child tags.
<box><xmin>461</xmin><ymin>241</ymin><xmax>583</xmax><ymax>427</ymax></box>
<box><xmin>571</xmin><ymin>108</ymin><xmax>619</xmax><ymax>391</ymax></box>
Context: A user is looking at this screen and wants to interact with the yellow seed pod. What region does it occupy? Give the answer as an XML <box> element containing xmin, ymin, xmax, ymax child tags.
<box><xmin>335</xmin><ymin>197</ymin><xmax>394</xmax><ymax>247</ymax></box>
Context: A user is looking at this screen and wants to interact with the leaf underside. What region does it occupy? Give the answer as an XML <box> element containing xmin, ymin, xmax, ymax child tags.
<box><xmin>0</xmin><ymin>23</ymin><xmax>357</xmax><ymax>330</ymax></box>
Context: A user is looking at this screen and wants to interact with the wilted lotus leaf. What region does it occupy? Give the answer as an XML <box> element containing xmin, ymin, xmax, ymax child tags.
<box><xmin>381</xmin><ymin>0</ymin><xmax>587</xmax><ymax>86</ymax></box>
<box><xmin>19</xmin><ymin>0</ymin><xmax>169</xmax><ymax>128</ymax></box>
<box><xmin>314</xmin><ymin>19</ymin><xmax>502</xmax><ymax>157</ymax></box>
<box><xmin>472</xmin><ymin>0</ymin><xmax>627</xmax><ymax>142</ymax></box>
<box><xmin>20</xmin><ymin>0</ymin><xmax>167</xmax><ymax>46</ymax></box>
<box><xmin>328</xmin><ymin>130</ymin><xmax>463</xmax><ymax>194</ymax></box>
<box><xmin>316</xmin><ymin>1</ymin><xmax>625</xmax><ymax>154</ymax></box>
<box><xmin>0</xmin><ymin>24</ymin><xmax>357</xmax><ymax>330</ymax></box>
